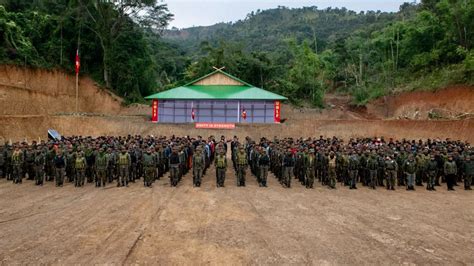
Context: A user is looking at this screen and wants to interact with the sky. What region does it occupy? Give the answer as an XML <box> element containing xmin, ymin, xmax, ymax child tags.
<box><xmin>164</xmin><ymin>0</ymin><xmax>411</xmax><ymax>29</ymax></box>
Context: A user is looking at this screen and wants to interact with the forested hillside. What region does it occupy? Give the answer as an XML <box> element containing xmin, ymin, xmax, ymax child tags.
<box><xmin>1</xmin><ymin>1</ymin><xmax>473</xmax><ymax>106</ymax></box>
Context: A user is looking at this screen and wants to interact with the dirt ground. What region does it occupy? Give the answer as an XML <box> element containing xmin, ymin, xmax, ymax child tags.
<box><xmin>1</xmin><ymin>66</ymin><xmax>474</xmax><ymax>264</ymax></box>
<box><xmin>0</xmin><ymin>165</ymin><xmax>473</xmax><ymax>265</ymax></box>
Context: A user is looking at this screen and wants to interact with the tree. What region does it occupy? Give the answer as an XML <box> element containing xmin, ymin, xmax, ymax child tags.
<box><xmin>78</xmin><ymin>0</ymin><xmax>172</xmax><ymax>88</ymax></box>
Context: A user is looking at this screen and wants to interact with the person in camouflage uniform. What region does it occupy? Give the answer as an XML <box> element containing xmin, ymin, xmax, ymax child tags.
<box><xmin>464</xmin><ymin>154</ymin><xmax>473</xmax><ymax>190</ymax></box>
<box><xmin>193</xmin><ymin>147</ymin><xmax>205</xmax><ymax>187</ymax></box>
<box><xmin>106</xmin><ymin>148</ymin><xmax>116</xmax><ymax>183</ymax></box>
<box><xmin>444</xmin><ymin>156</ymin><xmax>457</xmax><ymax>191</ymax></box>
<box><xmin>257</xmin><ymin>149</ymin><xmax>270</xmax><ymax>187</ymax></box>
<box><xmin>236</xmin><ymin>146</ymin><xmax>248</xmax><ymax>187</ymax></box>
<box><xmin>129</xmin><ymin>147</ymin><xmax>137</xmax><ymax>183</ymax></box>
<box><xmin>327</xmin><ymin>152</ymin><xmax>337</xmax><ymax>189</ymax></box>
<box><xmin>143</xmin><ymin>148</ymin><xmax>155</xmax><ymax>187</ymax></box>
<box><xmin>45</xmin><ymin>146</ymin><xmax>55</xmax><ymax>182</ymax></box>
<box><xmin>34</xmin><ymin>148</ymin><xmax>45</xmax><ymax>186</ymax></box>
<box><xmin>359</xmin><ymin>151</ymin><xmax>368</xmax><ymax>186</ymax></box>
<box><xmin>367</xmin><ymin>150</ymin><xmax>379</xmax><ymax>189</ymax></box>
<box><xmin>385</xmin><ymin>155</ymin><xmax>398</xmax><ymax>190</ymax></box>
<box><xmin>404</xmin><ymin>154</ymin><xmax>417</xmax><ymax>190</ymax></box>
<box><xmin>282</xmin><ymin>148</ymin><xmax>294</xmax><ymax>188</ymax></box>
<box><xmin>426</xmin><ymin>154</ymin><xmax>438</xmax><ymax>191</ymax></box>
<box><xmin>12</xmin><ymin>146</ymin><xmax>23</xmax><ymax>184</ymax></box>
<box><xmin>377</xmin><ymin>150</ymin><xmax>386</xmax><ymax>187</ymax></box>
<box><xmin>169</xmin><ymin>147</ymin><xmax>180</xmax><ymax>187</ymax></box>
<box><xmin>85</xmin><ymin>146</ymin><xmax>96</xmax><ymax>183</ymax></box>
<box><xmin>24</xmin><ymin>146</ymin><xmax>35</xmax><ymax>180</ymax></box>
<box><xmin>75</xmin><ymin>150</ymin><xmax>86</xmax><ymax>187</ymax></box>
<box><xmin>4</xmin><ymin>145</ymin><xmax>13</xmax><ymax>180</ymax></box>
<box><xmin>118</xmin><ymin>148</ymin><xmax>131</xmax><ymax>187</ymax></box>
<box><xmin>215</xmin><ymin>150</ymin><xmax>227</xmax><ymax>187</ymax></box>
<box><xmin>348</xmin><ymin>151</ymin><xmax>359</xmax><ymax>189</ymax></box>
<box><xmin>305</xmin><ymin>148</ymin><xmax>316</xmax><ymax>188</ymax></box>
<box><xmin>65</xmin><ymin>147</ymin><xmax>75</xmax><ymax>183</ymax></box>
<box><xmin>396</xmin><ymin>150</ymin><xmax>407</xmax><ymax>186</ymax></box>
<box><xmin>54</xmin><ymin>150</ymin><xmax>66</xmax><ymax>187</ymax></box>
<box><xmin>95</xmin><ymin>148</ymin><xmax>108</xmax><ymax>187</ymax></box>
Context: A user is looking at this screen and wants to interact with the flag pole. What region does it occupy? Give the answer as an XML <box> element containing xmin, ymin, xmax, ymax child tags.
<box><xmin>75</xmin><ymin>71</ymin><xmax>78</xmax><ymax>114</ymax></box>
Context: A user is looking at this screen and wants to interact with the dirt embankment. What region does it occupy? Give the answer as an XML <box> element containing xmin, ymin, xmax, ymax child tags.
<box><xmin>0</xmin><ymin>65</ymin><xmax>129</xmax><ymax>115</ymax></box>
<box><xmin>367</xmin><ymin>86</ymin><xmax>474</xmax><ymax>120</ymax></box>
<box><xmin>0</xmin><ymin>65</ymin><xmax>473</xmax><ymax>142</ymax></box>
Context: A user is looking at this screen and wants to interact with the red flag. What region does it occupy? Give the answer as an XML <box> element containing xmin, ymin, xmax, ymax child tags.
<box><xmin>191</xmin><ymin>108</ymin><xmax>195</xmax><ymax>120</ymax></box>
<box><xmin>241</xmin><ymin>108</ymin><xmax>247</xmax><ymax>120</ymax></box>
<box><xmin>75</xmin><ymin>49</ymin><xmax>80</xmax><ymax>74</ymax></box>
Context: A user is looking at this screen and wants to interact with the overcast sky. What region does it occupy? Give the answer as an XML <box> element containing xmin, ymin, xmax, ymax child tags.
<box><xmin>164</xmin><ymin>0</ymin><xmax>410</xmax><ymax>29</ymax></box>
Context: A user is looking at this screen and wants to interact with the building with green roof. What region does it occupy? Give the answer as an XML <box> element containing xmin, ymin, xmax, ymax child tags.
<box><xmin>145</xmin><ymin>69</ymin><xmax>287</xmax><ymax>123</ymax></box>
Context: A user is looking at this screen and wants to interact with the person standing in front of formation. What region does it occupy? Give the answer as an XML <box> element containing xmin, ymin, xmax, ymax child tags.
<box><xmin>34</xmin><ymin>147</ymin><xmax>45</xmax><ymax>186</ymax></box>
<box><xmin>463</xmin><ymin>154</ymin><xmax>473</xmax><ymax>190</ymax></box>
<box><xmin>258</xmin><ymin>149</ymin><xmax>270</xmax><ymax>187</ymax></box>
<box><xmin>12</xmin><ymin>145</ymin><xmax>23</xmax><ymax>184</ymax></box>
<box><xmin>169</xmin><ymin>147</ymin><xmax>181</xmax><ymax>187</ymax></box>
<box><xmin>385</xmin><ymin>155</ymin><xmax>398</xmax><ymax>191</ymax></box>
<box><xmin>327</xmin><ymin>152</ymin><xmax>337</xmax><ymax>189</ymax></box>
<box><xmin>54</xmin><ymin>150</ymin><xmax>66</xmax><ymax>187</ymax></box>
<box><xmin>404</xmin><ymin>154</ymin><xmax>417</xmax><ymax>191</ymax></box>
<box><xmin>143</xmin><ymin>148</ymin><xmax>155</xmax><ymax>188</ymax></box>
<box><xmin>367</xmin><ymin>150</ymin><xmax>378</xmax><ymax>189</ymax></box>
<box><xmin>305</xmin><ymin>148</ymin><xmax>316</xmax><ymax>188</ymax></box>
<box><xmin>444</xmin><ymin>155</ymin><xmax>457</xmax><ymax>191</ymax></box>
<box><xmin>282</xmin><ymin>148</ymin><xmax>294</xmax><ymax>188</ymax></box>
<box><xmin>118</xmin><ymin>148</ymin><xmax>131</xmax><ymax>187</ymax></box>
<box><xmin>75</xmin><ymin>150</ymin><xmax>86</xmax><ymax>187</ymax></box>
<box><xmin>426</xmin><ymin>154</ymin><xmax>438</xmax><ymax>191</ymax></box>
<box><xmin>215</xmin><ymin>150</ymin><xmax>227</xmax><ymax>187</ymax></box>
<box><xmin>95</xmin><ymin>148</ymin><xmax>108</xmax><ymax>187</ymax></box>
<box><xmin>193</xmin><ymin>147</ymin><xmax>205</xmax><ymax>187</ymax></box>
<box><xmin>236</xmin><ymin>146</ymin><xmax>248</xmax><ymax>187</ymax></box>
<box><xmin>348</xmin><ymin>150</ymin><xmax>359</xmax><ymax>190</ymax></box>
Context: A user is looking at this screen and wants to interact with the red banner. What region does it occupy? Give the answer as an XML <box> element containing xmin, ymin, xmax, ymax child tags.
<box><xmin>195</xmin><ymin>123</ymin><xmax>235</xmax><ymax>129</ymax></box>
<box><xmin>151</xmin><ymin>100</ymin><xmax>158</xmax><ymax>123</ymax></box>
<box><xmin>274</xmin><ymin>100</ymin><xmax>281</xmax><ymax>123</ymax></box>
<box><xmin>75</xmin><ymin>49</ymin><xmax>80</xmax><ymax>74</ymax></box>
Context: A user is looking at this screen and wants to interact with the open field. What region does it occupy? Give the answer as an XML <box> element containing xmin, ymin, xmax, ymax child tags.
<box><xmin>0</xmin><ymin>166</ymin><xmax>473</xmax><ymax>265</ymax></box>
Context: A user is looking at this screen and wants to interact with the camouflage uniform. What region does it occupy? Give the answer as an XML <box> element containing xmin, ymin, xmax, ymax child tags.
<box><xmin>193</xmin><ymin>149</ymin><xmax>205</xmax><ymax>187</ymax></box>
<box><xmin>236</xmin><ymin>148</ymin><xmax>248</xmax><ymax>187</ymax></box>
<box><xmin>34</xmin><ymin>150</ymin><xmax>45</xmax><ymax>186</ymax></box>
<box><xmin>75</xmin><ymin>153</ymin><xmax>86</xmax><ymax>187</ymax></box>
<box><xmin>258</xmin><ymin>150</ymin><xmax>270</xmax><ymax>187</ymax></box>
<box><xmin>215</xmin><ymin>152</ymin><xmax>227</xmax><ymax>187</ymax></box>
<box><xmin>143</xmin><ymin>150</ymin><xmax>155</xmax><ymax>187</ymax></box>
<box><xmin>95</xmin><ymin>150</ymin><xmax>108</xmax><ymax>187</ymax></box>
<box><xmin>12</xmin><ymin>149</ymin><xmax>23</xmax><ymax>184</ymax></box>
<box><xmin>118</xmin><ymin>151</ymin><xmax>131</xmax><ymax>187</ymax></box>
<box><xmin>54</xmin><ymin>153</ymin><xmax>66</xmax><ymax>187</ymax></box>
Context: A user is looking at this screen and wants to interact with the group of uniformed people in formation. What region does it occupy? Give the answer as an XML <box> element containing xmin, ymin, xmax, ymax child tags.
<box><xmin>0</xmin><ymin>135</ymin><xmax>473</xmax><ymax>191</ymax></box>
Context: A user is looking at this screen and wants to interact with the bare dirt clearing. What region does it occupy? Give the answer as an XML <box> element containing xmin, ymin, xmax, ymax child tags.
<box><xmin>0</xmin><ymin>167</ymin><xmax>473</xmax><ymax>264</ymax></box>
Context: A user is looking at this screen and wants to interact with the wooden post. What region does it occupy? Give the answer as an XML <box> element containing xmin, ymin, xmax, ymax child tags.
<box><xmin>75</xmin><ymin>72</ymin><xmax>78</xmax><ymax>114</ymax></box>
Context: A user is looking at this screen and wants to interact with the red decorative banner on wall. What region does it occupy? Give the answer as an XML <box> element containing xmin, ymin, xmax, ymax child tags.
<box><xmin>151</xmin><ymin>100</ymin><xmax>158</xmax><ymax>123</ymax></box>
<box><xmin>195</xmin><ymin>123</ymin><xmax>235</xmax><ymax>129</ymax></box>
<box><xmin>274</xmin><ymin>100</ymin><xmax>281</xmax><ymax>123</ymax></box>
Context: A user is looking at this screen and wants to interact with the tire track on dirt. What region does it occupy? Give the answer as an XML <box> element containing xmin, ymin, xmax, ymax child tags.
<box><xmin>121</xmin><ymin>178</ymin><xmax>180</xmax><ymax>264</ymax></box>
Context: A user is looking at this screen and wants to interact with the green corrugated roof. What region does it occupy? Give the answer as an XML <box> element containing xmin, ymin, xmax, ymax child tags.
<box><xmin>145</xmin><ymin>69</ymin><xmax>287</xmax><ymax>100</ymax></box>
<box><xmin>145</xmin><ymin>85</ymin><xmax>287</xmax><ymax>100</ymax></box>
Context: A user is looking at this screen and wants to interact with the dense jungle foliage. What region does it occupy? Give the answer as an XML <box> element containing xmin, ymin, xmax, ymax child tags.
<box><xmin>1</xmin><ymin>0</ymin><xmax>473</xmax><ymax>105</ymax></box>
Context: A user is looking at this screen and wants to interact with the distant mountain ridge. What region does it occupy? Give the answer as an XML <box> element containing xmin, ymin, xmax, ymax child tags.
<box><xmin>163</xmin><ymin>6</ymin><xmax>399</xmax><ymax>54</ymax></box>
